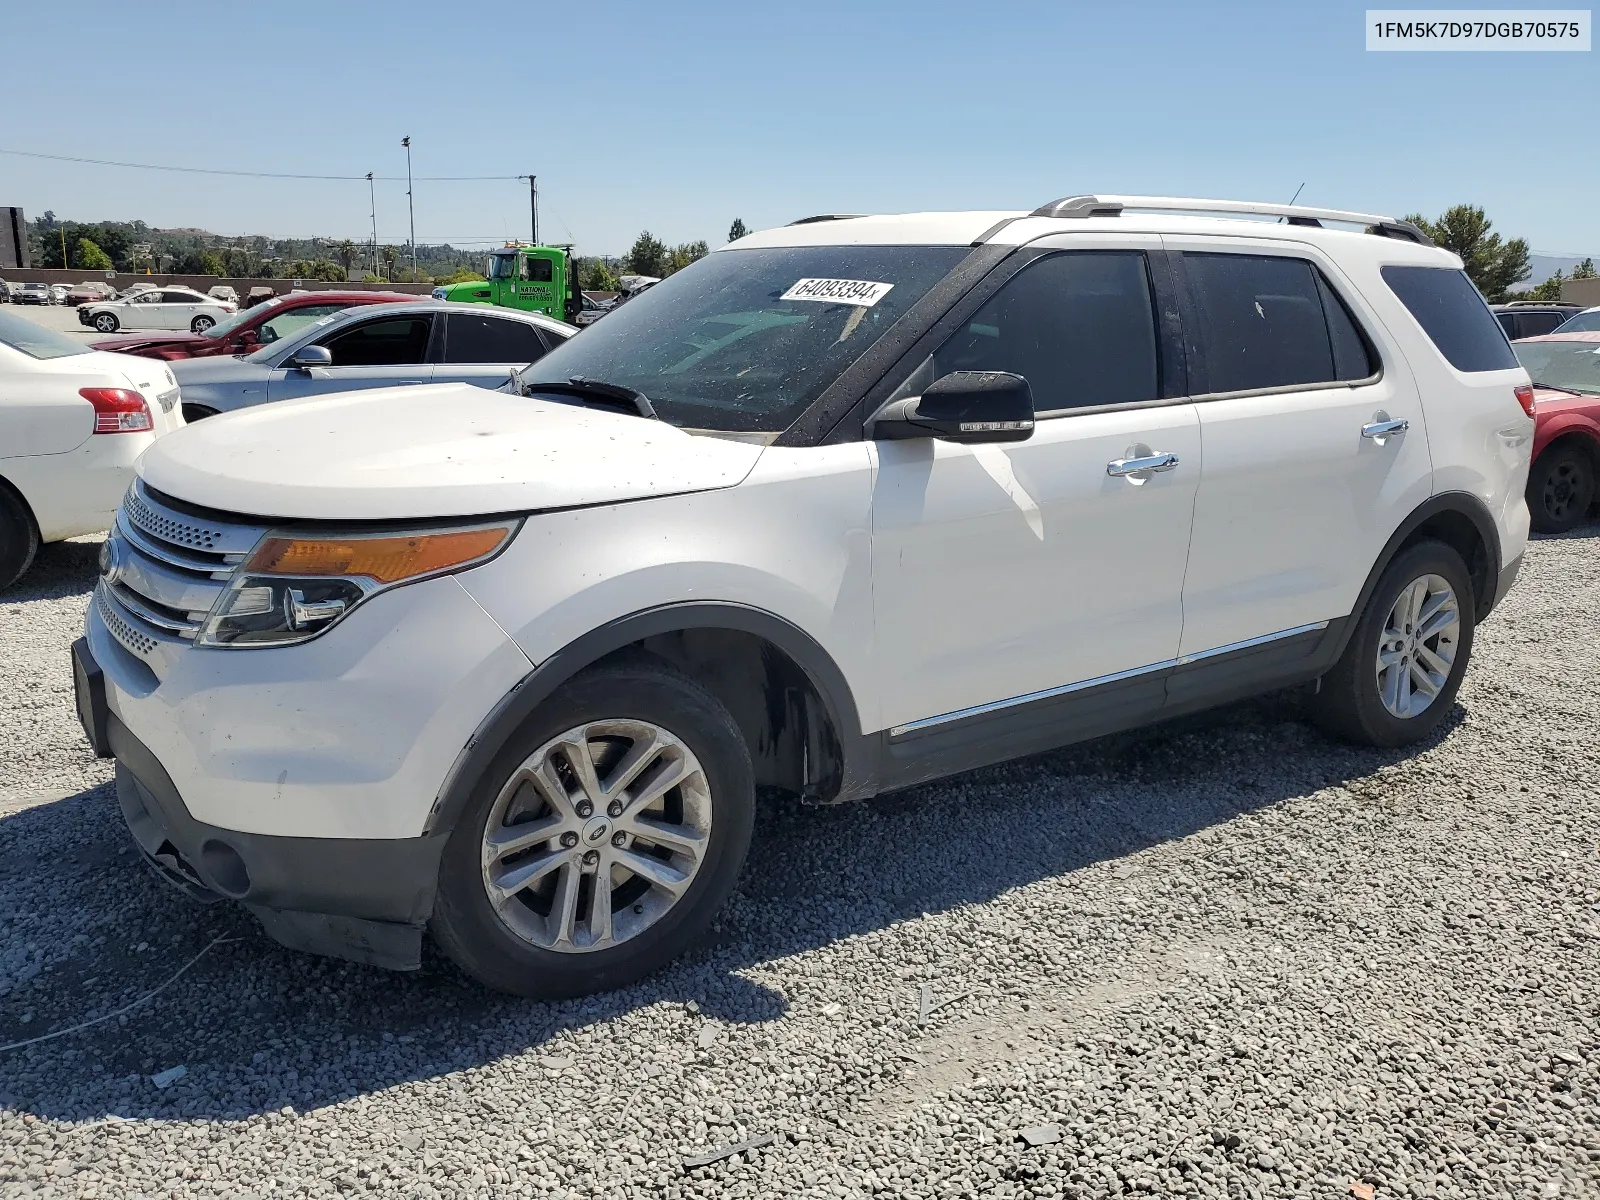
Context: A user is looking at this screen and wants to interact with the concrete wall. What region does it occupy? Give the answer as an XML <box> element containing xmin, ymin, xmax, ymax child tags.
<box><xmin>0</xmin><ymin>266</ymin><xmax>432</xmax><ymax>297</ymax></box>
<box><xmin>1561</xmin><ymin>278</ymin><xmax>1600</xmax><ymax>308</ymax></box>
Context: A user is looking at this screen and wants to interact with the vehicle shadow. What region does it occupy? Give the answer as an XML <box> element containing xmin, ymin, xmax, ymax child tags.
<box><xmin>0</xmin><ymin>536</ymin><xmax>103</xmax><ymax>602</ymax></box>
<box><xmin>0</xmin><ymin>687</ymin><xmax>1462</xmax><ymax>1124</ymax></box>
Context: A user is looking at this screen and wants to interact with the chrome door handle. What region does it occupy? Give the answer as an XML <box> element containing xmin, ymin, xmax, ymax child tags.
<box><xmin>1106</xmin><ymin>452</ymin><xmax>1180</xmax><ymax>477</ymax></box>
<box><xmin>1361</xmin><ymin>418</ymin><xmax>1409</xmax><ymax>439</ymax></box>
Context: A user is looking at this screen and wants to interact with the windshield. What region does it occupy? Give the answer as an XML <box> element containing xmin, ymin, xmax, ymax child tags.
<box><xmin>519</xmin><ymin>245</ymin><xmax>968</xmax><ymax>434</ymax></box>
<box><xmin>488</xmin><ymin>252</ymin><xmax>518</xmax><ymax>280</ymax></box>
<box><xmin>1514</xmin><ymin>339</ymin><xmax>1600</xmax><ymax>396</ymax></box>
<box><xmin>1554</xmin><ymin>310</ymin><xmax>1600</xmax><ymax>334</ymax></box>
<box><xmin>203</xmin><ymin>296</ymin><xmax>280</xmax><ymax>340</ymax></box>
<box><xmin>0</xmin><ymin>311</ymin><xmax>88</xmax><ymax>359</ymax></box>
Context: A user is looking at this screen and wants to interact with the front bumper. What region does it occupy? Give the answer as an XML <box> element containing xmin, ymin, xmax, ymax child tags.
<box><xmin>77</xmin><ymin>637</ymin><xmax>445</xmax><ymax>969</ymax></box>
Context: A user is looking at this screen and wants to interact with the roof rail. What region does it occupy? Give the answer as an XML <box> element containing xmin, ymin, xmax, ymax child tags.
<box><xmin>1024</xmin><ymin>194</ymin><xmax>1433</xmax><ymax>246</ymax></box>
<box><xmin>788</xmin><ymin>214</ymin><xmax>865</xmax><ymax>226</ymax></box>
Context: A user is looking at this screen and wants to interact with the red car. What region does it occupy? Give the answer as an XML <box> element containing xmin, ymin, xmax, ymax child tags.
<box><xmin>89</xmin><ymin>289</ymin><xmax>414</xmax><ymax>361</ymax></box>
<box><xmin>1514</xmin><ymin>330</ymin><xmax>1600</xmax><ymax>532</ymax></box>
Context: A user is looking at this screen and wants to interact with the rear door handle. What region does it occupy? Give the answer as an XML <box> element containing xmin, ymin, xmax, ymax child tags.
<box><xmin>1107</xmin><ymin>452</ymin><xmax>1180</xmax><ymax>477</ymax></box>
<box><xmin>1361</xmin><ymin>418</ymin><xmax>1409</xmax><ymax>439</ymax></box>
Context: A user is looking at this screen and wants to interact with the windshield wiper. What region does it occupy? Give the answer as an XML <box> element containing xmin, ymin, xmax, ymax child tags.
<box><xmin>517</xmin><ymin>374</ymin><xmax>658</xmax><ymax>420</ymax></box>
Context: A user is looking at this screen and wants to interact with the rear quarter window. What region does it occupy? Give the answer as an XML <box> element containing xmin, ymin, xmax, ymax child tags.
<box><xmin>1381</xmin><ymin>266</ymin><xmax>1517</xmax><ymax>372</ymax></box>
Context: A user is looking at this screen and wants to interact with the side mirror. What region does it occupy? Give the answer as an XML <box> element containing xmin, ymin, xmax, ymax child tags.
<box><xmin>288</xmin><ymin>345</ymin><xmax>332</xmax><ymax>370</ymax></box>
<box><xmin>873</xmin><ymin>371</ymin><xmax>1035</xmax><ymax>443</ymax></box>
<box><xmin>238</xmin><ymin>329</ymin><xmax>259</xmax><ymax>346</ymax></box>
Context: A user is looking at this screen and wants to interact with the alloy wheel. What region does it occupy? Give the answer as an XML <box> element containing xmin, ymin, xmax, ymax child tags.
<box><xmin>1375</xmin><ymin>574</ymin><xmax>1461</xmax><ymax>719</ymax></box>
<box><xmin>480</xmin><ymin>719</ymin><xmax>712</xmax><ymax>953</ymax></box>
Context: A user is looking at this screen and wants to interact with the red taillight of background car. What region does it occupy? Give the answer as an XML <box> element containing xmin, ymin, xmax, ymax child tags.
<box><xmin>1514</xmin><ymin>384</ymin><xmax>1536</xmax><ymax>418</ymax></box>
<box><xmin>80</xmin><ymin>387</ymin><xmax>153</xmax><ymax>433</ymax></box>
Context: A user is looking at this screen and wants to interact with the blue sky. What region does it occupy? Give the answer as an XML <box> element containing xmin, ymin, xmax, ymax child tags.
<box><xmin>3</xmin><ymin>0</ymin><xmax>1594</xmax><ymax>257</ymax></box>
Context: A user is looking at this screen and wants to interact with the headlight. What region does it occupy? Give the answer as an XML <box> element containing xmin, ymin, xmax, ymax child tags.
<box><xmin>195</xmin><ymin>521</ymin><xmax>518</xmax><ymax>648</ymax></box>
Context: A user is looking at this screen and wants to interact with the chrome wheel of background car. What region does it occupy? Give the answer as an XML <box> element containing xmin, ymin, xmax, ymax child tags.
<box><xmin>480</xmin><ymin>718</ymin><xmax>712</xmax><ymax>954</ymax></box>
<box><xmin>192</xmin><ymin>315</ymin><xmax>215</xmax><ymax>333</ymax></box>
<box><xmin>1374</xmin><ymin>573</ymin><xmax>1461</xmax><ymax>719</ymax></box>
<box><xmin>93</xmin><ymin>313</ymin><xmax>118</xmax><ymax>333</ymax></box>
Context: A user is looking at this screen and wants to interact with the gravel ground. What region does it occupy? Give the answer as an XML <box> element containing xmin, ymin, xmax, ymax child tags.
<box><xmin>1</xmin><ymin>532</ymin><xmax>1596</xmax><ymax>1199</ymax></box>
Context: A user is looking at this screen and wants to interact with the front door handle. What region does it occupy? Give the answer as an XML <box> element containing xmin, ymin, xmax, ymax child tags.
<box><xmin>1361</xmin><ymin>418</ymin><xmax>1409</xmax><ymax>439</ymax></box>
<box><xmin>1107</xmin><ymin>452</ymin><xmax>1180</xmax><ymax>478</ymax></box>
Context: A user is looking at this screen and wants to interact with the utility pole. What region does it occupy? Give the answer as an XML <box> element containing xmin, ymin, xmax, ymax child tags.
<box><xmin>528</xmin><ymin>174</ymin><xmax>537</xmax><ymax>244</ymax></box>
<box><xmin>366</xmin><ymin>173</ymin><xmax>379</xmax><ymax>280</ymax></box>
<box><xmin>59</xmin><ymin>226</ymin><xmax>68</xmax><ymax>270</ymax></box>
<box><xmin>402</xmin><ymin>136</ymin><xmax>416</xmax><ymax>281</ymax></box>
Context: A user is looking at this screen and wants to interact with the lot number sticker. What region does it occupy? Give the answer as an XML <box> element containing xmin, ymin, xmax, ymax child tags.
<box><xmin>780</xmin><ymin>278</ymin><xmax>894</xmax><ymax>307</ymax></box>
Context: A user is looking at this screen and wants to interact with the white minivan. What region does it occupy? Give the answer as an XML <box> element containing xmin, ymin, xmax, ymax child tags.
<box><xmin>75</xmin><ymin>196</ymin><xmax>1533</xmax><ymax>997</ymax></box>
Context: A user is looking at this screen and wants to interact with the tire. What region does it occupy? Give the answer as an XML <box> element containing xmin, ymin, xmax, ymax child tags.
<box><xmin>191</xmin><ymin>315</ymin><xmax>215</xmax><ymax>333</ymax></box>
<box><xmin>1310</xmin><ymin>540</ymin><xmax>1475</xmax><ymax>748</ymax></box>
<box><xmin>0</xmin><ymin>486</ymin><xmax>40</xmax><ymax>592</ymax></box>
<box><xmin>93</xmin><ymin>312</ymin><xmax>119</xmax><ymax>334</ymax></box>
<box><xmin>181</xmin><ymin>404</ymin><xmax>218</xmax><ymax>424</ymax></box>
<box><xmin>1527</xmin><ymin>444</ymin><xmax>1594</xmax><ymax>534</ymax></box>
<box><xmin>431</xmin><ymin>656</ymin><xmax>756</xmax><ymax>998</ymax></box>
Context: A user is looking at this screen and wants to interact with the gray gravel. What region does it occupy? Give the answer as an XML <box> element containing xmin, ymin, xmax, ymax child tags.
<box><xmin>1</xmin><ymin>531</ymin><xmax>1597</xmax><ymax>1199</ymax></box>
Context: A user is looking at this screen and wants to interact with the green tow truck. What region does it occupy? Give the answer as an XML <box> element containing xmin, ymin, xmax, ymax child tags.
<box><xmin>431</xmin><ymin>243</ymin><xmax>583</xmax><ymax>325</ymax></box>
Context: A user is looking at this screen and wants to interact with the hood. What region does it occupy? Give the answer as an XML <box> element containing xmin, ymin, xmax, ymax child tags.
<box><xmin>137</xmin><ymin>382</ymin><xmax>765</xmax><ymax>520</ymax></box>
<box><xmin>91</xmin><ymin>331</ymin><xmax>202</xmax><ymax>352</ymax></box>
<box><xmin>169</xmin><ymin>353</ymin><xmax>271</xmax><ymax>384</ymax></box>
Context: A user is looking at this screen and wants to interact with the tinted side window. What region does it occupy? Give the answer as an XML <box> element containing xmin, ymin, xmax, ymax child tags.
<box><xmin>933</xmin><ymin>251</ymin><xmax>1160</xmax><ymax>411</ymax></box>
<box><xmin>321</xmin><ymin>316</ymin><xmax>432</xmax><ymax>366</ymax></box>
<box><xmin>1381</xmin><ymin>265</ymin><xmax>1517</xmax><ymax>371</ymax></box>
<box><xmin>522</xmin><ymin>257</ymin><xmax>554</xmax><ymax>283</ymax></box>
<box><xmin>1186</xmin><ymin>254</ymin><xmax>1339</xmax><ymax>393</ymax></box>
<box><xmin>1315</xmin><ymin>273</ymin><xmax>1378</xmax><ymax>380</ymax></box>
<box><xmin>161</xmin><ymin>291</ymin><xmax>194</xmax><ymax>304</ymax></box>
<box><xmin>444</xmin><ymin>313</ymin><xmax>549</xmax><ymax>364</ymax></box>
<box><xmin>1522</xmin><ymin>312</ymin><xmax>1565</xmax><ymax>338</ymax></box>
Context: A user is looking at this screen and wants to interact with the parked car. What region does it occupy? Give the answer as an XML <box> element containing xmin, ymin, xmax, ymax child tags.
<box><xmin>78</xmin><ymin>287</ymin><xmax>236</xmax><ymax>335</ymax></box>
<box><xmin>169</xmin><ymin>300</ymin><xmax>570</xmax><ymax>421</ymax></box>
<box><xmin>208</xmin><ymin>285</ymin><xmax>239</xmax><ymax>304</ymax></box>
<box><xmin>67</xmin><ymin>281</ymin><xmax>116</xmax><ymax>307</ymax></box>
<box><xmin>0</xmin><ymin>309</ymin><xmax>184</xmax><ymax>589</ymax></box>
<box><xmin>13</xmin><ymin>283</ymin><xmax>51</xmax><ymax>305</ymax></box>
<box><xmin>77</xmin><ymin>195</ymin><xmax>1531</xmax><ymax>998</ymax></box>
<box><xmin>1492</xmin><ymin>302</ymin><xmax>1585</xmax><ymax>341</ymax></box>
<box><xmin>0</xmin><ymin>281</ymin><xmax>11</xmax><ymax>303</ymax></box>
<box><xmin>90</xmin><ymin>290</ymin><xmax>415</xmax><ymax>365</ymax></box>
<box><xmin>574</xmin><ymin>293</ymin><xmax>613</xmax><ymax>327</ymax></box>
<box><xmin>114</xmin><ymin>283</ymin><xmax>158</xmax><ymax>300</ymax></box>
<box><xmin>243</xmin><ymin>287</ymin><xmax>278</xmax><ymax>309</ymax></box>
<box><xmin>1553</xmin><ymin>305</ymin><xmax>1600</xmax><ymax>333</ymax></box>
<box><xmin>48</xmin><ymin>284</ymin><xmax>70</xmax><ymax>305</ymax></box>
<box><xmin>1510</xmin><ymin>330</ymin><xmax>1600</xmax><ymax>532</ymax></box>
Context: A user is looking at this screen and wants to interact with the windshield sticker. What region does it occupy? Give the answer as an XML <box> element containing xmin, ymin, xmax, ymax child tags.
<box><xmin>780</xmin><ymin>278</ymin><xmax>894</xmax><ymax>307</ymax></box>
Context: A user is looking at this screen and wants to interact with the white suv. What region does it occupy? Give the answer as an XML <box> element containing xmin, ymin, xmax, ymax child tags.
<box><xmin>75</xmin><ymin>196</ymin><xmax>1533</xmax><ymax>997</ymax></box>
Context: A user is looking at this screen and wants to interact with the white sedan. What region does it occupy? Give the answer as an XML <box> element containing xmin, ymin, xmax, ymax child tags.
<box><xmin>0</xmin><ymin>310</ymin><xmax>185</xmax><ymax>589</ymax></box>
<box><xmin>80</xmin><ymin>287</ymin><xmax>237</xmax><ymax>335</ymax></box>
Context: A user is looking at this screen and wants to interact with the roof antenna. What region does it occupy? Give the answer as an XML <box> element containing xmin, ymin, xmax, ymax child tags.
<box><xmin>1287</xmin><ymin>182</ymin><xmax>1306</xmax><ymax>205</ymax></box>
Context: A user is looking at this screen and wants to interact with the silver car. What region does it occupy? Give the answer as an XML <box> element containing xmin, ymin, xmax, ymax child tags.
<box><xmin>170</xmin><ymin>300</ymin><xmax>573</xmax><ymax>421</ymax></box>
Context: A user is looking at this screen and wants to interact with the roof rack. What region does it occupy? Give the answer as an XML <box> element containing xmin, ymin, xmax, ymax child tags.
<box><xmin>788</xmin><ymin>214</ymin><xmax>865</xmax><ymax>225</ymax></box>
<box><xmin>1019</xmin><ymin>195</ymin><xmax>1433</xmax><ymax>246</ymax></box>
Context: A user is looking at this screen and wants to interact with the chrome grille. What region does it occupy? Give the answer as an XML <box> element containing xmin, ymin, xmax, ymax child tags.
<box><xmin>99</xmin><ymin>482</ymin><xmax>269</xmax><ymax>653</ymax></box>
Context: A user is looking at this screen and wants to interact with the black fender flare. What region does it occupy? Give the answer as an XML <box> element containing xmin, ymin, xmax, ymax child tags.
<box><xmin>1331</xmin><ymin>490</ymin><xmax>1507</xmax><ymax>664</ymax></box>
<box><xmin>425</xmin><ymin>601</ymin><xmax>867</xmax><ymax>834</ymax></box>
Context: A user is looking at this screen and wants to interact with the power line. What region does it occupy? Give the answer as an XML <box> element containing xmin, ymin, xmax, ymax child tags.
<box><xmin>0</xmin><ymin>147</ymin><xmax>524</xmax><ymax>182</ymax></box>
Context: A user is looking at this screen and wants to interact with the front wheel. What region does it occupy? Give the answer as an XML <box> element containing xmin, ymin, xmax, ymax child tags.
<box><xmin>1310</xmin><ymin>540</ymin><xmax>1475</xmax><ymax>748</ymax></box>
<box><xmin>93</xmin><ymin>312</ymin><xmax>119</xmax><ymax>334</ymax></box>
<box><xmin>191</xmin><ymin>315</ymin><xmax>215</xmax><ymax>333</ymax></box>
<box><xmin>1527</xmin><ymin>445</ymin><xmax>1594</xmax><ymax>534</ymax></box>
<box><xmin>430</xmin><ymin>657</ymin><xmax>755</xmax><ymax>998</ymax></box>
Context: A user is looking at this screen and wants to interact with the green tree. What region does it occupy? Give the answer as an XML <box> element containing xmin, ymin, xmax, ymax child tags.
<box><xmin>1573</xmin><ymin>258</ymin><xmax>1597</xmax><ymax>280</ymax></box>
<box><xmin>666</xmin><ymin>240</ymin><xmax>709</xmax><ymax>275</ymax></box>
<box><xmin>728</xmin><ymin>217</ymin><xmax>749</xmax><ymax>242</ymax></box>
<box><xmin>333</xmin><ymin>240</ymin><xmax>357</xmax><ymax>280</ymax></box>
<box><xmin>199</xmin><ymin>251</ymin><xmax>226</xmax><ymax>276</ymax></box>
<box><xmin>288</xmin><ymin>259</ymin><xmax>345</xmax><ymax>282</ymax></box>
<box><xmin>625</xmin><ymin>231</ymin><xmax>667</xmax><ymax>277</ymax></box>
<box><xmin>433</xmin><ymin>267</ymin><xmax>486</xmax><ymax>285</ymax></box>
<box><xmin>579</xmin><ymin>258</ymin><xmax>619</xmax><ymax>291</ymax></box>
<box><xmin>380</xmin><ymin>245</ymin><xmax>400</xmax><ymax>280</ymax></box>
<box><xmin>74</xmin><ymin>237</ymin><xmax>114</xmax><ymax>271</ymax></box>
<box><xmin>1405</xmin><ymin>205</ymin><xmax>1531</xmax><ymax>302</ymax></box>
<box><xmin>1518</xmin><ymin>271</ymin><xmax>1566</xmax><ymax>303</ymax></box>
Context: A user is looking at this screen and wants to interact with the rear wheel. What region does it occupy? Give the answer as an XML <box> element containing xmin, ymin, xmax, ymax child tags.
<box><xmin>0</xmin><ymin>487</ymin><xmax>40</xmax><ymax>592</ymax></box>
<box><xmin>191</xmin><ymin>315</ymin><xmax>215</xmax><ymax>333</ymax></box>
<box><xmin>430</xmin><ymin>657</ymin><xmax>755</xmax><ymax>998</ymax></box>
<box><xmin>1527</xmin><ymin>444</ymin><xmax>1594</xmax><ymax>534</ymax></box>
<box><xmin>92</xmin><ymin>312</ymin><xmax>119</xmax><ymax>334</ymax></box>
<box><xmin>1310</xmin><ymin>540</ymin><xmax>1475</xmax><ymax>748</ymax></box>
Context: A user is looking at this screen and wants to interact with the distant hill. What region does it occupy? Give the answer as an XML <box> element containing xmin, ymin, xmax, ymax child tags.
<box><xmin>1510</xmin><ymin>254</ymin><xmax>1597</xmax><ymax>294</ymax></box>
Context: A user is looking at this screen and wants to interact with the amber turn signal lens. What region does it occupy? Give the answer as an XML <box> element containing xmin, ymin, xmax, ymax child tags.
<box><xmin>245</xmin><ymin>526</ymin><xmax>512</xmax><ymax>583</ymax></box>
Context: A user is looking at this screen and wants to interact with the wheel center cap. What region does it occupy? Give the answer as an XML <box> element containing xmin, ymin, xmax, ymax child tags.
<box><xmin>581</xmin><ymin>816</ymin><xmax>612</xmax><ymax>846</ymax></box>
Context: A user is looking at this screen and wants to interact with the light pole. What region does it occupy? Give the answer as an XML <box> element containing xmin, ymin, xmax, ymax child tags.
<box><xmin>366</xmin><ymin>172</ymin><xmax>379</xmax><ymax>280</ymax></box>
<box><xmin>402</xmin><ymin>136</ymin><xmax>416</xmax><ymax>281</ymax></box>
<box><xmin>528</xmin><ymin>174</ymin><xmax>537</xmax><ymax>244</ymax></box>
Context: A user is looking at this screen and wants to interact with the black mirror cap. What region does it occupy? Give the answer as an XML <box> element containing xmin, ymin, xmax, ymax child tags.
<box><xmin>876</xmin><ymin>370</ymin><xmax>1035</xmax><ymax>444</ymax></box>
